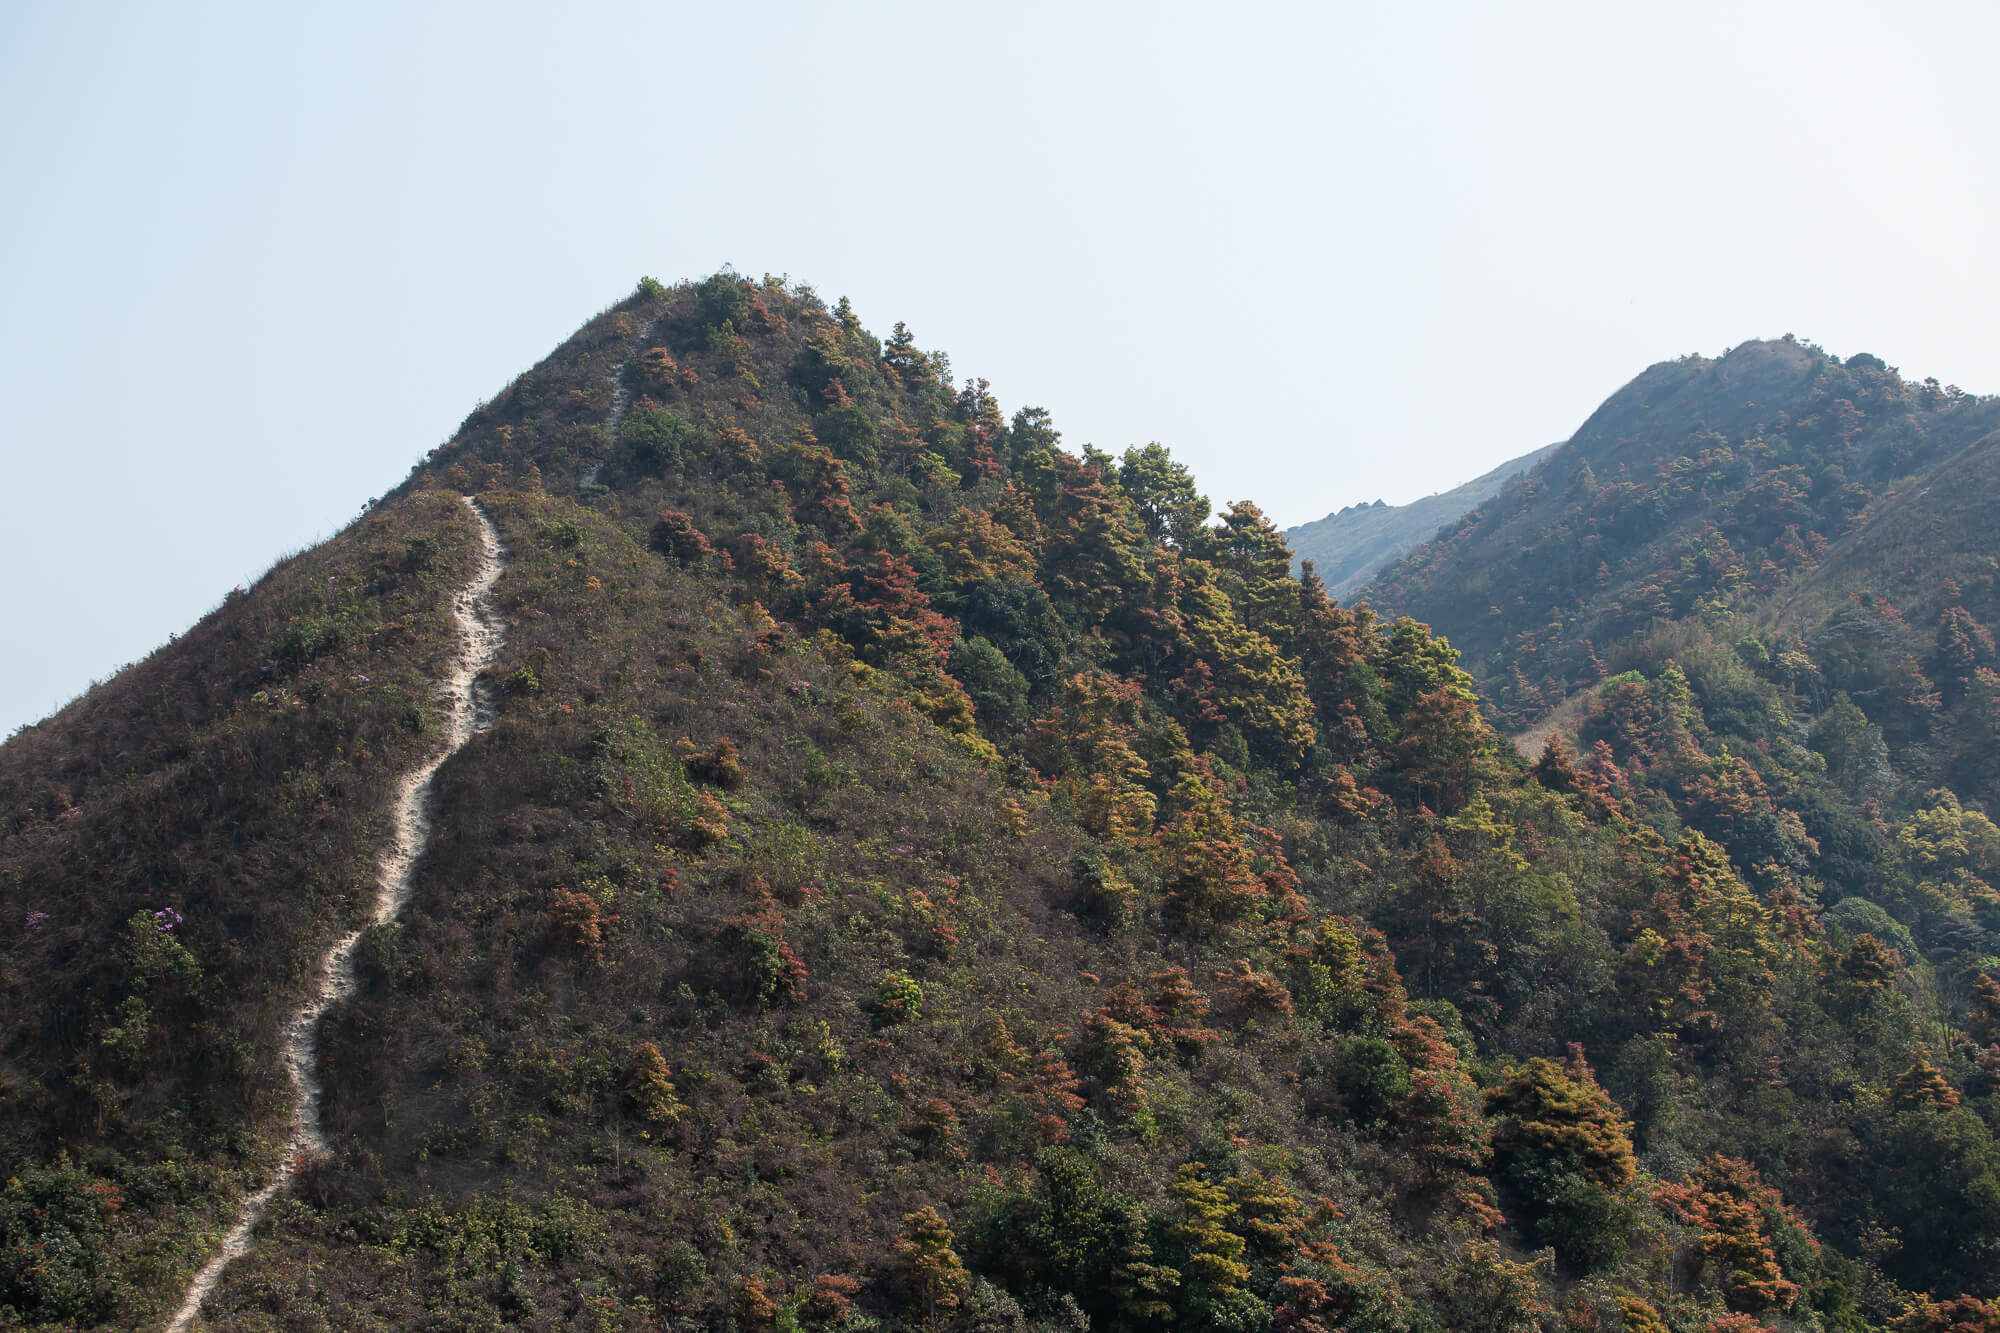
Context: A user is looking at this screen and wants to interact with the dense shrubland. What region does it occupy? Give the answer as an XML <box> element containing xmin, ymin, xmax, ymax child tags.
<box><xmin>4</xmin><ymin>275</ymin><xmax>1999</xmax><ymax>1330</ymax></box>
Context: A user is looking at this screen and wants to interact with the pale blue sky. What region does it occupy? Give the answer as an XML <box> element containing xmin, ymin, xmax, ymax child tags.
<box><xmin>5</xmin><ymin>1</ymin><xmax>1998</xmax><ymax>734</ymax></box>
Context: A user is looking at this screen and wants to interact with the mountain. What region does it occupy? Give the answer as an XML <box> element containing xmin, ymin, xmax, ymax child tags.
<box><xmin>1285</xmin><ymin>442</ymin><xmax>1561</xmax><ymax>599</ymax></box>
<box><xmin>1358</xmin><ymin>337</ymin><xmax>2000</xmax><ymax>1316</ymax></box>
<box><xmin>1364</xmin><ymin>338</ymin><xmax>2000</xmax><ymax>728</ymax></box>
<box><xmin>6</xmin><ymin>285</ymin><xmax>2000</xmax><ymax>1332</ymax></box>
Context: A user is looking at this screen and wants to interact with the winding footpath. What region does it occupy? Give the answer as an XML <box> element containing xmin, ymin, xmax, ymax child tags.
<box><xmin>165</xmin><ymin>496</ymin><xmax>507</xmax><ymax>1332</ymax></box>
<box><xmin>579</xmin><ymin>319</ymin><xmax>659</xmax><ymax>490</ymax></box>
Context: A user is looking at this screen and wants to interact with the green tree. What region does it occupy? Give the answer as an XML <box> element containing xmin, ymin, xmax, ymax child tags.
<box><xmin>949</xmin><ymin>635</ymin><xmax>1031</xmax><ymax>734</ymax></box>
<box><xmin>621</xmin><ymin>405</ymin><xmax>704</xmax><ymax>475</ymax></box>
<box><xmin>1809</xmin><ymin>691</ymin><xmax>1889</xmax><ymax>795</ymax></box>
<box><xmin>1871</xmin><ymin>1105</ymin><xmax>2000</xmax><ymax>1292</ymax></box>
<box><xmin>1119</xmin><ymin>443</ymin><xmax>1212</xmax><ymax>549</ymax></box>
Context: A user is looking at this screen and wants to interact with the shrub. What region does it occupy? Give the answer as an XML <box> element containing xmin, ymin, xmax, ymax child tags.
<box><xmin>875</xmin><ymin>970</ymin><xmax>923</xmax><ymax>1027</ymax></box>
<box><xmin>0</xmin><ymin>1158</ymin><xmax>131</xmax><ymax>1324</ymax></box>
<box><xmin>1071</xmin><ymin>848</ymin><xmax>1135</xmax><ymax>929</ymax></box>
<box><xmin>1893</xmin><ymin>1294</ymin><xmax>2000</xmax><ymax>1332</ymax></box>
<box><xmin>622</xmin><ymin>406</ymin><xmax>705</xmax><ymax>476</ymax></box>
<box><xmin>719</xmin><ymin>911</ymin><xmax>808</xmax><ymax>1009</ymax></box>
<box><xmin>275</xmin><ymin>610</ymin><xmax>351</xmax><ymax>665</ymax></box>
<box><xmin>539</xmin><ymin>517</ymin><xmax>586</xmax><ymax>549</ymax></box>
<box><xmin>1334</xmin><ymin>1036</ymin><xmax>1411</xmax><ymax>1125</ymax></box>
<box><xmin>709</xmin><ymin>875</ymin><xmax>805</xmax><ymax>1008</ymax></box>
<box><xmin>547</xmin><ymin>887</ymin><xmax>609</xmax><ymax>959</ymax></box>
<box><xmin>682</xmin><ymin>737</ymin><xmax>746</xmax><ymax>789</ymax></box>
<box><xmin>657</xmin><ymin>1240</ymin><xmax>706</xmax><ymax>1296</ymax></box>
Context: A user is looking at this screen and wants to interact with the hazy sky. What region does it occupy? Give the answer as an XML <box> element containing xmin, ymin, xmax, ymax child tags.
<box><xmin>5</xmin><ymin>1</ymin><xmax>1998</xmax><ymax>735</ymax></box>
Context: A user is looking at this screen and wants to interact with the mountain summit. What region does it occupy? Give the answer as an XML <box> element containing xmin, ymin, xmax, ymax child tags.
<box><xmin>6</xmin><ymin>283</ymin><xmax>2000</xmax><ymax>1331</ymax></box>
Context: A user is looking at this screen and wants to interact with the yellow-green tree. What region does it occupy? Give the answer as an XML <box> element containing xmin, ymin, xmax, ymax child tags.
<box><xmin>1486</xmin><ymin>1051</ymin><xmax>1638</xmax><ymax>1272</ymax></box>
<box><xmin>892</xmin><ymin>1206</ymin><xmax>970</xmax><ymax>1327</ymax></box>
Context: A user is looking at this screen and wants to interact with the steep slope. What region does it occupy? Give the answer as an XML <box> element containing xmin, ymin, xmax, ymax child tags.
<box><xmin>0</xmin><ymin>491</ymin><xmax>496</xmax><ymax>1325</ymax></box>
<box><xmin>164</xmin><ymin>497</ymin><xmax>506</xmax><ymax>1332</ymax></box>
<box><xmin>1286</xmin><ymin>442</ymin><xmax>1559</xmax><ymax>599</ymax></box>
<box><xmin>8</xmin><ymin>285</ymin><xmax>2000</xmax><ymax>1333</ymax></box>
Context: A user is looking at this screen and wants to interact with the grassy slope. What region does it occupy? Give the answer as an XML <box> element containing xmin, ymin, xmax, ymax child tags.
<box><xmin>1768</xmin><ymin>428</ymin><xmax>2000</xmax><ymax>636</ymax></box>
<box><xmin>195</xmin><ymin>492</ymin><xmax>1117</xmax><ymax>1324</ymax></box>
<box><xmin>0</xmin><ymin>489</ymin><xmax>488</xmax><ymax>1326</ymax></box>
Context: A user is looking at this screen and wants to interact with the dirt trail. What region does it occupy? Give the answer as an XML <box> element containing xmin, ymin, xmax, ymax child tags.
<box><xmin>164</xmin><ymin>495</ymin><xmax>507</xmax><ymax>1332</ymax></box>
<box><xmin>580</xmin><ymin>319</ymin><xmax>659</xmax><ymax>488</ymax></box>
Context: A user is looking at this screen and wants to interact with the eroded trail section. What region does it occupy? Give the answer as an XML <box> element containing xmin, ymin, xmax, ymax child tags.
<box><xmin>165</xmin><ymin>496</ymin><xmax>507</xmax><ymax>1332</ymax></box>
<box><xmin>580</xmin><ymin>318</ymin><xmax>659</xmax><ymax>489</ymax></box>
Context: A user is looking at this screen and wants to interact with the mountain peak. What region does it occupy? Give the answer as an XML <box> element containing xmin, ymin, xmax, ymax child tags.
<box><xmin>9</xmin><ymin>287</ymin><xmax>2000</xmax><ymax>1329</ymax></box>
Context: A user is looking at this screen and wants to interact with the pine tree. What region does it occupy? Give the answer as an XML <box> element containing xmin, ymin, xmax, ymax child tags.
<box><xmin>1486</xmin><ymin>1051</ymin><xmax>1638</xmax><ymax>1270</ymax></box>
<box><xmin>1168</xmin><ymin>1163</ymin><xmax>1251</xmax><ymax>1296</ymax></box>
<box><xmin>1839</xmin><ymin>933</ymin><xmax>1901</xmax><ymax>989</ymax></box>
<box><xmin>1225</xmin><ymin>1167</ymin><xmax>1306</xmax><ymax>1259</ymax></box>
<box><xmin>1076</xmin><ymin>1010</ymin><xmax>1150</xmax><ymax>1123</ymax></box>
<box><xmin>1970</xmin><ymin>973</ymin><xmax>2000</xmax><ymax>1048</ymax></box>
<box><xmin>732</xmin><ymin>1276</ymin><xmax>780</xmax><ymax>1331</ymax></box>
<box><xmin>626</xmin><ymin>1042</ymin><xmax>683</xmax><ymax>1125</ymax></box>
<box><xmin>1486</xmin><ymin>1052</ymin><xmax>1636</xmax><ymax>1192</ymax></box>
<box><xmin>1893</xmin><ymin>1049</ymin><xmax>1961</xmax><ymax>1111</ymax></box>
<box><xmin>1155</xmin><ymin>774</ymin><xmax>1263</xmax><ymax>934</ymax></box>
<box><xmin>892</xmin><ymin>1206</ymin><xmax>970</xmax><ymax>1326</ymax></box>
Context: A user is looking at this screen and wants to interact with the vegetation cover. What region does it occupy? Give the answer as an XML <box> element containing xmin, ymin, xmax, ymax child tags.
<box><xmin>4</xmin><ymin>276</ymin><xmax>2000</xmax><ymax>1332</ymax></box>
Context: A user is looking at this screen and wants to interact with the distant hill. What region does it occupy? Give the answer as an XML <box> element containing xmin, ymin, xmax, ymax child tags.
<box><xmin>1364</xmin><ymin>337</ymin><xmax>2000</xmax><ymax>727</ymax></box>
<box><xmin>1285</xmin><ymin>441</ymin><xmax>1560</xmax><ymax>598</ymax></box>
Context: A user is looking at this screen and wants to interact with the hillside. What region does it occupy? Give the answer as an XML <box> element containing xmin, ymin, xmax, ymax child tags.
<box><xmin>1359</xmin><ymin>336</ymin><xmax>2000</xmax><ymax>1329</ymax></box>
<box><xmin>6</xmin><ymin>284</ymin><xmax>2000</xmax><ymax>1333</ymax></box>
<box><xmin>1286</xmin><ymin>442</ymin><xmax>1560</xmax><ymax>599</ymax></box>
<box><xmin>1768</xmin><ymin>428</ymin><xmax>2000</xmax><ymax>636</ymax></box>
<box><xmin>1365</xmin><ymin>338</ymin><xmax>2000</xmax><ymax>727</ymax></box>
